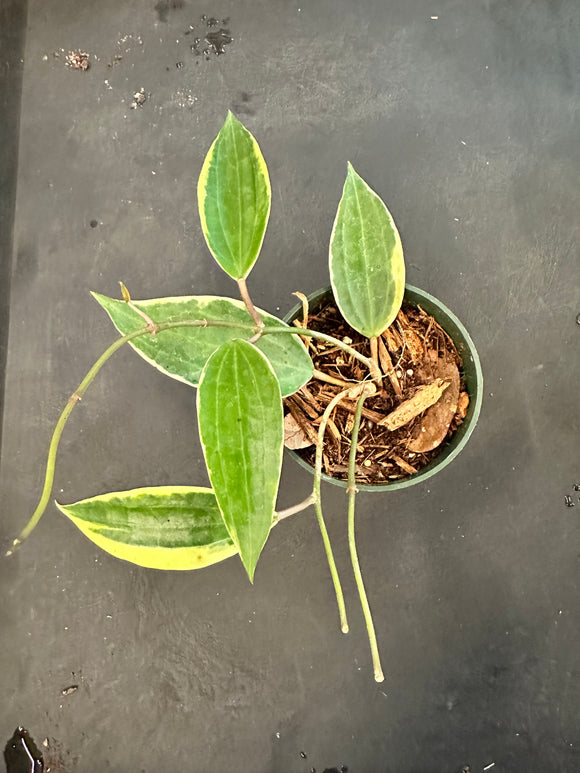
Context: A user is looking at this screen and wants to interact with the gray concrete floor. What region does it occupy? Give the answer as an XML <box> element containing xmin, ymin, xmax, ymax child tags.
<box><xmin>1</xmin><ymin>1</ymin><xmax>579</xmax><ymax>771</ymax></box>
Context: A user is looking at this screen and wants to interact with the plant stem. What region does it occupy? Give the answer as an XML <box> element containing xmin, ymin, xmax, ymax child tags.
<box><xmin>370</xmin><ymin>335</ymin><xmax>380</xmax><ymax>381</ymax></box>
<box><xmin>9</xmin><ymin>313</ymin><xmax>381</xmax><ymax>555</ymax></box>
<box><xmin>161</xmin><ymin>321</ymin><xmax>380</xmax><ymax>380</ymax></box>
<box><xmin>105</xmin><ymin>316</ymin><xmax>379</xmax><ymax>378</ymax></box>
<box><xmin>161</xmin><ymin>320</ymin><xmax>379</xmax><ymax>380</ymax></box>
<box><xmin>7</xmin><ymin>317</ymin><xmax>256</xmax><ymax>556</ymax></box>
<box><xmin>237</xmin><ymin>278</ymin><xmax>264</xmax><ymax>330</ymax></box>
<box><xmin>274</xmin><ymin>493</ymin><xmax>316</xmax><ymax>523</ymax></box>
<box><xmin>347</xmin><ymin>393</ymin><xmax>385</xmax><ymax>683</ymax></box>
<box><xmin>261</xmin><ymin>326</ymin><xmax>381</xmax><ymax>380</ymax></box>
<box><xmin>313</xmin><ymin>387</ymin><xmax>355</xmax><ymax>634</ymax></box>
<box><xmin>6</xmin><ymin>326</ymin><xmax>151</xmax><ymax>555</ymax></box>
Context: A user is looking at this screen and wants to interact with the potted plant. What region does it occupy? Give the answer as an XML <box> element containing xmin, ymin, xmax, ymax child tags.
<box><xmin>7</xmin><ymin>113</ymin><xmax>482</xmax><ymax>682</ymax></box>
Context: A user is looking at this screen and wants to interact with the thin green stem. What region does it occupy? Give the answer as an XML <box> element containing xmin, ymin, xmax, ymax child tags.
<box><xmin>142</xmin><ymin>318</ymin><xmax>378</xmax><ymax>378</ymax></box>
<box><xmin>348</xmin><ymin>393</ymin><xmax>385</xmax><ymax>683</ymax></box>
<box><xmin>261</xmin><ymin>326</ymin><xmax>381</xmax><ymax>380</ymax></box>
<box><xmin>8</xmin><ymin>311</ymin><xmax>379</xmax><ymax>556</ymax></box>
<box><xmin>7</xmin><ymin>326</ymin><xmax>150</xmax><ymax>554</ymax></box>
<box><xmin>7</xmin><ymin>317</ymin><xmax>256</xmax><ymax>556</ymax></box>
<box><xmin>313</xmin><ymin>387</ymin><xmax>354</xmax><ymax>634</ymax></box>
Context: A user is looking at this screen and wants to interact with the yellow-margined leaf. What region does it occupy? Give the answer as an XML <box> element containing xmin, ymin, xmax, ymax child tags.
<box><xmin>92</xmin><ymin>293</ymin><xmax>313</xmax><ymax>398</ymax></box>
<box><xmin>198</xmin><ymin>340</ymin><xmax>283</xmax><ymax>582</ymax></box>
<box><xmin>56</xmin><ymin>486</ymin><xmax>238</xmax><ymax>570</ymax></box>
<box><xmin>198</xmin><ymin>112</ymin><xmax>271</xmax><ymax>280</ymax></box>
<box><xmin>330</xmin><ymin>163</ymin><xmax>405</xmax><ymax>338</ymax></box>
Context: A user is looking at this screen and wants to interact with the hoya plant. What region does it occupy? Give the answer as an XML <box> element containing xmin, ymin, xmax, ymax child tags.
<box><xmin>8</xmin><ymin>112</ymin><xmax>411</xmax><ymax>683</ymax></box>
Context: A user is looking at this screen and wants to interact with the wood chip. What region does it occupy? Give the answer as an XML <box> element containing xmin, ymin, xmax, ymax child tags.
<box><xmin>390</xmin><ymin>455</ymin><xmax>418</xmax><ymax>475</ymax></box>
<box><xmin>397</xmin><ymin>309</ymin><xmax>410</xmax><ymax>326</ymax></box>
<box><xmin>407</xmin><ymin>354</ymin><xmax>460</xmax><ymax>452</ymax></box>
<box><xmin>381</xmin><ymin>325</ymin><xmax>403</xmax><ymax>353</ymax></box>
<box><xmin>457</xmin><ymin>391</ymin><xmax>470</xmax><ymax>419</ymax></box>
<box><xmin>299</xmin><ymin>384</ymin><xmax>323</xmax><ymax>412</ymax></box>
<box><xmin>327</xmin><ymin>417</ymin><xmax>341</xmax><ymax>443</ymax></box>
<box><xmin>328</xmin><ymin>463</ymin><xmax>350</xmax><ymax>475</ymax></box>
<box><xmin>283</xmin><ymin>412</ymin><xmax>313</xmax><ymax>449</ymax></box>
<box><xmin>315</xmin><ymin>392</ymin><xmax>385</xmax><ymax>424</ymax></box>
<box><xmin>400</xmin><ymin>326</ymin><xmax>424</xmax><ymax>364</ymax></box>
<box><xmin>345</xmin><ymin>413</ymin><xmax>354</xmax><ymax>433</ymax></box>
<box><xmin>377</xmin><ymin>336</ymin><xmax>402</xmax><ymax>397</ymax></box>
<box><xmin>285</xmin><ymin>399</ymin><xmax>319</xmax><ymax>446</ymax></box>
<box><xmin>391</xmin><ymin>308</ymin><xmax>425</xmax><ymax>363</ymax></box>
<box><xmin>312</xmin><ymin>414</ymin><xmax>341</xmax><ymax>442</ymax></box>
<box><xmin>291</xmin><ymin>391</ymin><xmax>319</xmax><ymax>419</ymax></box>
<box><xmin>379</xmin><ymin>379</ymin><xmax>450</xmax><ymax>430</ymax></box>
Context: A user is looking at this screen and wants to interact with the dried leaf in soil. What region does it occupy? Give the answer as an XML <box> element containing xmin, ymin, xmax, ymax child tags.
<box><xmin>284</xmin><ymin>412</ymin><xmax>313</xmax><ymax>449</ymax></box>
<box><xmin>407</xmin><ymin>351</ymin><xmax>460</xmax><ymax>452</ymax></box>
<box><xmin>379</xmin><ymin>379</ymin><xmax>450</xmax><ymax>430</ymax></box>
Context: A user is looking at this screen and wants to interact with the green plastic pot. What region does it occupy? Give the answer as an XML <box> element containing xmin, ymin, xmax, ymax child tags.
<box><xmin>283</xmin><ymin>285</ymin><xmax>483</xmax><ymax>491</ymax></box>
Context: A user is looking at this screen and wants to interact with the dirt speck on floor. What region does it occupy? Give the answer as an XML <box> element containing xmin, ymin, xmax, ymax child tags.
<box><xmin>130</xmin><ymin>87</ymin><xmax>148</xmax><ymax>109</ymax></box>
<box><xmin>65</xmin><ymin>50</ymin><xmax>90</xmax><ymax>70</ymax></box>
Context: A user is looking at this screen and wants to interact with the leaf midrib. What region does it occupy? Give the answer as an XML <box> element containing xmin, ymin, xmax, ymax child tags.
<box><xmin>348</xmin><ymin>175</ymin><xmax>374</xmax><ymax>332</ymax></box>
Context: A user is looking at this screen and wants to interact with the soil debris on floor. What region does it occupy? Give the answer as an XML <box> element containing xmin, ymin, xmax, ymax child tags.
<box><xmin>284</xmin><ymin>297</ymin><xmax>468</xmax><ymax>484</ymax></box>
<box><xmin>42</xmin><ymin>736</ymin><xmax>73</xmax><ymax>773</ymax></box>
<box><xmin>106</xmin><ymin>54</ymin><xmax>123</xmax><ymax>68</ymax></box>
<box><xmin>65</xmin><ymin>50</ymin><xmax>90</xmax><ymax>70</ymax></box>
<box><xmin>130</xmin><ymin>87</ymin><xmax>148</xmax><ymax>108</ymax></box>
<box><xmin>172</xmin><ymin>89</ymin><xmax>198</xmax><ymax>108</ymax></box>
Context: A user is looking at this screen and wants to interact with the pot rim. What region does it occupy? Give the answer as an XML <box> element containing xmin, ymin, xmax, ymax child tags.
<box><xmin>283</xmin><ymin>284</ymin><xmax>483</xmax><ymax>492</ymax></box>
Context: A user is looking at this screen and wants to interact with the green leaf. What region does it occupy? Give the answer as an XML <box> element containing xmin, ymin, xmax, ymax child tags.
<box><xmin>329</xmin><ymin>163</ymin><xmax>405</xmax><ymax>338</ymax></box>
<box><xmin>56</xmin><ymin>486</ymin><xmax>238</xmax><ymax>570</ymax></box>
<box><xmin>198</xmin><ymin>339</ymin><xmax>283</xmax><ymax>581</ymax></box>
<box><xmin>92</xmin><ymin>293</ymin><xmax>313</xmax><ymax>398</ymax></box>
<box><xmin>198</xmin><ymin>112</ymin><xmax>271</xmax><ymax>280</ymax></box>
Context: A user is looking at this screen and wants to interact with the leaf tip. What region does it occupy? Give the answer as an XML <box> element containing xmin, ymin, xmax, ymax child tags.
<box><xmin>90</xmin><ymin>290</ymin><xmax>110</xmax><ymax>307</ymax></box>
<box><xmin>119</xmin><ymin>281</ymin><xmax>131</xmax><ymax>303</ymax></box>
<box><xmin>242</xmin><ymin>556</ymin><xmax>256</xmax><ymax>584</ymax></box>
<box><xmin>225</xmin><ymin>109</ymin><xmax>239</xmax><ymax>127</ymax></box>
<box><xmin>345</xmin><ymin>161</ymin><xmax>362</xmax><ymax>184</ymax></box>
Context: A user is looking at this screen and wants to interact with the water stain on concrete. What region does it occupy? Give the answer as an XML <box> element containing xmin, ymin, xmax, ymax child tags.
<box><xmin>4</xmin><ymin>728</ymin><xmax>44</xmax><ymax>773</ymax></box>
<box><xmin>154</xmin><ymin>0</ymin><xmax>185</xmax><ymax>23</ymax></box>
